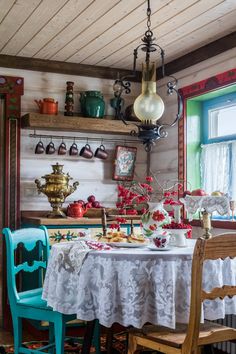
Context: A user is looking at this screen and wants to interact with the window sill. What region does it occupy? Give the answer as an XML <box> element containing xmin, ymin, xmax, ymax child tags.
<box><xmin>189</xmin><ymin>219</ymin><xmax>236</xmax><ymax>230</ymax></box>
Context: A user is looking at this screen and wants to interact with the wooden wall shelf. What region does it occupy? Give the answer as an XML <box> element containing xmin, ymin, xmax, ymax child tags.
<box><xmin>21</xmin><ymin>113</ymin><xmax>137</xmax><ymax>135</ymax></box>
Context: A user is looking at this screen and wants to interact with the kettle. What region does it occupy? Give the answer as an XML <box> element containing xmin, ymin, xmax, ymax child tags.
<box><xmin>35</xmin><ymin>98</ymin><xmax>58</xmax><ymax>115</ymax></box>
<box><xmin>67</xmin><ymin>201</ymin><xmax>91</xmax><ymax>218</ymax></box>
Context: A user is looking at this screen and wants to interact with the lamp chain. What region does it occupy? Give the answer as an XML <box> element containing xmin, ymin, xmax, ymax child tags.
<box><xmin>146</xmin><ymin>0</ymin><xmax>151</xmax><ymax>34</ymax></box>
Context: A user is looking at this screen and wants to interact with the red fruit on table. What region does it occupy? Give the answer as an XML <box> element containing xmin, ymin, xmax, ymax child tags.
<box><xmin>92</xmin><ymin>201</ymin><xmax>100</xmax><ymax>208</ymax></box>
<box><xmin>87</xmin><ymin>195</ymin><xmax>96</xmax><ymax>203</ymax></box>
<box><xmin>183</xmin><ymin>190</ymin><xmax>191</xmax><ymax>197</ymax></box>
<box><xmin>191</xmin><ymin>189</ymin><xmax>207</xmax><ymax>196</ymax></box>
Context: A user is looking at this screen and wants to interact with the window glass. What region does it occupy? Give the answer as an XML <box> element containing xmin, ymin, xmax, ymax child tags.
<box><xmin>209</xmin><ymin>105</ymin><xmax>236</xmax><ymax>139</ymax></box>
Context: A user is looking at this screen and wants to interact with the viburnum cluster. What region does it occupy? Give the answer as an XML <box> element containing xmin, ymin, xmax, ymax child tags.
<box><xmin>116</xmin><ymin>176</ymin><xmax>154</xmax><ymax>215</ymax></box>
<box><xmin>163</xmin><ymin>186</ymin><xmax>182</xmax><ymax>203</ymax></box>
<box><xmin>163</xmin><ymin>221</ymin><xmax>192</xmax><ymax>238</ymax></box>
<box><xmin>109</xmin><ymin>217</ymin><xmax>127</xmax><ymax>231</ymax></box>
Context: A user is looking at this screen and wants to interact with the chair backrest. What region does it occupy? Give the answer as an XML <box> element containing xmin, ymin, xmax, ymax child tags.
<box><xmin>2</xmin><ymin>226</ymin><xmax>50</xmax><ymax>307</ymax></box>
<box><xmin>183</xmin><ymin>234</ymin><xmax>236</xmax><ymax>352</ymax></box>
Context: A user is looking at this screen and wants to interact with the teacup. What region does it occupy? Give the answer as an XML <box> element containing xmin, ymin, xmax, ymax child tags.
<box><xmin>153</xmin><ymin>232</ymin><xmax>170</xmax><ymax>249</ymax></box>
<box><xmin>46</xmin><ymin>141</ymin><xmax>55</xmax><ymax>155</ymax></box>
<box><xmin>94</xmin><ymin>144</ymin><xmax>108</xmax><ymax>160</ymax></box>
<box><xmin>58</xmin><ymin>142</ymin><xmax>67</xmax><ymax>155</ymax></box>
<box><xmin>69</xmin><ymin>142</ymin><xmax>78</xmax><ymax>156</ymax></box>
<box><xmin>79</xmin><ymin>143</ymin><xmax>93</xmax><ymax>159</ymax></box>
<box><xmin>35</xmin><ymin>140</ymin><xmax>45</xmax><ymax>154</ymax></box>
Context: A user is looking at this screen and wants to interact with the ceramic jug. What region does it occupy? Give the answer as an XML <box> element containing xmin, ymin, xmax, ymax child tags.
<box><xmin>80</xmin><ymin>91</ymin><xmax>105</xmax><ymax>118</ymax></box>
<box><xmin>141</xmin><ymin>202</ymin><xmax>171</xmax><ymax>238</ymax></box>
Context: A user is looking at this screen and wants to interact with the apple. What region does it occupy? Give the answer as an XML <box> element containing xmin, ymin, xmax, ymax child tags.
<box><xmin>191</xmin><ymin>189</ymin><xmax>207</xmax><ymax>196</ymax></box>
<box><xmin>211</xmin><ymin>191</ymin><xmax>223</xmax><ymax>196</ymax></box>
<box><xmin>92</xmin><ymin>201</ymin><xmax>100</xmax><ymax>208</ymax></box>
<box><xmin>87</xmin><ymin>195</ymin><xmax>96</xmax><ymax>203</ymax></box>
<box><xmin>183</xmin><ymin>190</ymin><xmax>191</xmax><ymax>197</ymax></box>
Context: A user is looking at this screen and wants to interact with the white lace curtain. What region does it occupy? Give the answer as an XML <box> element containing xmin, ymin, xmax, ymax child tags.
<box><xmin>201</xmin><ymin>141</ymin><xmax>236</xmax><ymax>200</ymax></box>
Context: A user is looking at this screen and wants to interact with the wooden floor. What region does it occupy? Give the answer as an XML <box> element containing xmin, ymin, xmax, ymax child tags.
<box><xmin>0</xmin><ymin>327</ymin><xmax>34</xmax><ymax>345</ymax></box>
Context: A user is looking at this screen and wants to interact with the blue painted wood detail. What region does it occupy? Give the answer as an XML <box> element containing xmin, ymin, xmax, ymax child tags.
<box><xmin>202</xmin><ymin>91</ymin><xmax>236</xmax><ymax>144</ymax></box>
<box><xmin>2</xmin><ymin>226</ymin><xmax>101</xmax><ymax>354</ymax></box>
<box><xmin>14</xmin><ymin>261</ymin><xmax>46</xmax><ymax>275</ymax></box>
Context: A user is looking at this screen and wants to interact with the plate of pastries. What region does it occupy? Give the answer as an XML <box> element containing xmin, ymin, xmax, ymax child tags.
<box><xmin>96</xmin><ymin>231</ymin><xmax>147</xmax><ymax>247</ymax></box>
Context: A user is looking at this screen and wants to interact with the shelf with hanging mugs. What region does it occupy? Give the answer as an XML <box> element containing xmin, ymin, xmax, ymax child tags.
<box><xmin>21</xmin><ymin>112</ymin><xmax>139</xmax><ymax>136</ymax></box>
<box><xmin>31</xmin><ymin>132</ymin><xmax>140</xmax><ymax>160</ymax></box>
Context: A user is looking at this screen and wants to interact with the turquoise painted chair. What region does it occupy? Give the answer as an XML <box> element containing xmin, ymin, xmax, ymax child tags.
<box><xmin>3</xmin><ymin>226</ymin><xmax>100</xmax><ymax>354</ymax></box>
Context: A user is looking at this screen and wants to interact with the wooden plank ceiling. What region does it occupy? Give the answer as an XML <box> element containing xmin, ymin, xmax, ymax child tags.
<box><xmin>0</xmin><ymin>0</ymin><xmax>236</xmax><ymax>77</ymax></box>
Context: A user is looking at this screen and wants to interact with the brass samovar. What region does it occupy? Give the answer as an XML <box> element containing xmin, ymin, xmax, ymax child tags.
<box><xmin>35</xmin><ymin>163</ymin><xmax>79</xmax><ymax>218</ymax></box>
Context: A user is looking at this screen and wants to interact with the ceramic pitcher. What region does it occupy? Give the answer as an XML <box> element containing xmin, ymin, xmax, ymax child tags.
<box><xmin>141</xmin><ymin>202</ymin><xmax>171</xmax><ymax>238</ymax></box>
<box><xmin>80</xmin><ymin>90</ymin><xmax>105</xmax><ymax>118</ymax></box>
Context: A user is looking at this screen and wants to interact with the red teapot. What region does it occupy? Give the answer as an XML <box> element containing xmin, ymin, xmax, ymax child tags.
<box><xmin>67</xmin><ymin>201</ymin><xmax>91</xmax><ymax>218</ymax></box>
<box><xmin>35</xmin><ymin>98</ymin><xmax>58</xmax><ymax>115</ymax></box>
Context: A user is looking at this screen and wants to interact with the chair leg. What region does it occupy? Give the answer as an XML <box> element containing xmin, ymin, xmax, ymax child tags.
<box><xmin>128</xmin><ymin>334</ymin><xmax>140</xmax><ymax>354</ymax></box>
<box><xmin>54</xmin><ymin>318</ymin><xmax>65</xmax><ymax>354</ymax></box>
<box><xmin>49</xmin><ymin>322</ymin><xmax>54</xmax><ymax>354</ymax></box>
<box><xmin>12</xmin><ymin>316</ymin><xmax>22</xmax><ymax>354</ymax></box>
<box><xmin>93</xmin><ymin>320</ymin><xmax>101</xmax><ymax>354</ymax></box>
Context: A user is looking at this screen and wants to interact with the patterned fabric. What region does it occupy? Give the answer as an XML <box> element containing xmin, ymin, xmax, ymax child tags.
<box><xmin>180</xmin><ymin>195</ymin><xmax>230</xmax><ymax>220</ymax></box>
<box><xmin>42</xmin><ymin>240</ymin><xmax>236</xmax><ymax>329</ymax></box>
<box><xmin>53</xmin><ymin>240</ymin><xmax>112</xmax><ymax>274</ymax></box>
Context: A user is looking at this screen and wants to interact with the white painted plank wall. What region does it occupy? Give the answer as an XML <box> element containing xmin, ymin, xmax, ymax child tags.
<box><xmin>0</xmin><ymin>67</ymin><xmax>145</xmax><ymax>211</ymax></box>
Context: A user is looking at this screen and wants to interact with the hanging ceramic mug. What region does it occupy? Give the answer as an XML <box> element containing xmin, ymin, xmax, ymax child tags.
<box><xmin>35</xmin><ymin>139</ymin><xmax>45</xmax><ymax>154</ymax></box>
<box><xmin>46</xmin><ymin>140</ymin><xmax>55</xmax><ymax>155</ymax></box>
<box><xmin>94</xmin><ymin>144</ymin><xmax>108</xmax><ymax>160</ymax></box>
<box><xmin>79</xmin><ymin>143</ymin><xmax>93</xmax><ymax>159</ymax></box>
<box><xmin>69</xmin><ymin>142</ymin><xmax>78</xmax><ymax>156</ymax></box>
<box><xmin>58</xmin><ymin>141</ymin><xmax>67</xmax><ymax>155</ymax></box>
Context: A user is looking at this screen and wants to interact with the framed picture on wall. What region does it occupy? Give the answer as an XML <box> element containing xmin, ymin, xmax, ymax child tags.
<box><xmin>113</xmin><ymin>145</ymin><xmax>137</xmax><ymax>181</ymax></box>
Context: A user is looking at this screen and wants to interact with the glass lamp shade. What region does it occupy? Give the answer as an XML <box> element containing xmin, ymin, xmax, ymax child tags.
<box><xmin>133</xmin><ymin>62</ymin><xmax>164</xmax><ymax>124</ymax></box>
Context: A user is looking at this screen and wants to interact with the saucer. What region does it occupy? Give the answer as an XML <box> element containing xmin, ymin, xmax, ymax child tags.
<box><xmin>147</xmin><ymin>245</ymin><xmax>172</xmax><ymax>251</ymax></box>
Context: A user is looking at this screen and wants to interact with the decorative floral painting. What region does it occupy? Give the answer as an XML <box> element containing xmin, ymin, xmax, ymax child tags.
<box><xmin>113</xmin><ymin>145</ymin><xmax>137</xmax><ymax>181</ymax></box>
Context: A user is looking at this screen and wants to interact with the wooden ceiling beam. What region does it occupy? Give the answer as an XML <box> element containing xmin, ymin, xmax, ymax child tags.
<box><xmin>0</xmin><ymin>54</ymin><xmax>141</xmax><ymax>82</ymax></box>
<box><xmin>0</xmin><ymin>32</ymin><xmax>235</xmax><ymax>81</ymax></box>
<box><xmin>158</xmin><ymin>31</ymin><xmax>236</xmax><ymax>77</ymax></box>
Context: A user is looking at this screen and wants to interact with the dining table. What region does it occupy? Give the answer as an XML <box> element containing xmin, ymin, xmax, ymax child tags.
<box><xmin>42</xmin><ymin>238</ymin><xmax>236</xmax><ymax>352</ymax></box>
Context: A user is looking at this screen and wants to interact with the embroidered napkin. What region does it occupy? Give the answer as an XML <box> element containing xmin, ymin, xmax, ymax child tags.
<box><xmin>56</xmin><ymin>240</ymin><xmax>111</xmax><ymax>274</ymax></box>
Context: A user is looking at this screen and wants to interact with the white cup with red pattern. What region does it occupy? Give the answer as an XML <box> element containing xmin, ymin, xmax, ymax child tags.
<box><xmin>152</xmin><ymin>231</ymin><xmax>171</xmax><ymax>249</ymax></box>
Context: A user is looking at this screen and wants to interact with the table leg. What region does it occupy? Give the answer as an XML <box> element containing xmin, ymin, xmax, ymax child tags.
<box><xmin>81</xmin><ymin>320</ymin><xmax>96</xmax><ymax>354</ymax></box>
<box><xmin>106</xmin><ymin>325</ymin><xmax>114</xmax><ymax>354</ymax></box>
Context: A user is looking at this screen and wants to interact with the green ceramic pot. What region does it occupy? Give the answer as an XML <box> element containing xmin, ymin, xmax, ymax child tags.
<box><xmin>80</xmin><ymin>90</ymin><xmax>105</xmax><ymax>118</ymax></box>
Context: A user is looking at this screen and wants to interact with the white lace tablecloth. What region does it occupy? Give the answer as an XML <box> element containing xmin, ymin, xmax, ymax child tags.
<box><xmin>42</xmin><ymin>239</ymin><xmax>236</xmax><ymax>329</ymax></box>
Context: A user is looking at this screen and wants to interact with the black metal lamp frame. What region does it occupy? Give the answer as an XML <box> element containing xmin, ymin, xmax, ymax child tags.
<box><xmin>113</xmin><ymin>0</ymin><xmax>183</xmax><ymax>152</ymax></box>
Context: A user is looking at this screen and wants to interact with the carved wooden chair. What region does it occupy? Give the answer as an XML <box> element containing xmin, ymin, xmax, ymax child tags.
<box><xmin>3</xmin><ymin>226</ymin><xmax>100</xmax><ymax>354</ymax></box>
<box><xmin>128</xmin><ymin>234</ymin><xmax>236</xmax><ymax>354</ymax></box>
